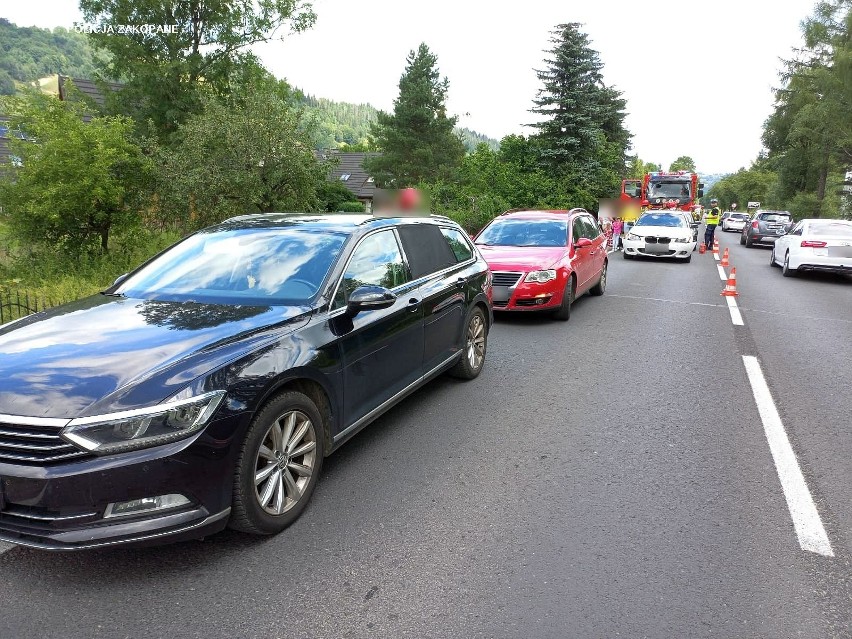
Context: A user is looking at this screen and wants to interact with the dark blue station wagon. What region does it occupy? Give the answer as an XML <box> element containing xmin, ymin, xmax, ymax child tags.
<box><xmin>0</xmin><ymin>213</ymin><xmax>492</xmax><ymax>550</ymax></box>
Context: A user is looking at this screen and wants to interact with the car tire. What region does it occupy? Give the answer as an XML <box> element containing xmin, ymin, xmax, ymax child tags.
<box><xmin>745</xmin><ymin>235</ymin><xmax>754</xmax><ymax>248</ymax></box>
<box><xmin>589</xmin><ymin>261</ymin><xmax>607</xmax><ymax>296</ymax></box>
<box><xmin>770</xmin><ymin>248</ymin><xmax>780</xmax><ymax>267</ymax></box>
<box><xmin>449</xmin><ymin>306</ymin><xmax>487</xmax><ymax>380</ymax></box>
<box><xmin>740</xmin><ymin>234</ymin><xmax>746</xmax><ymax>246</ymax></box>
<box><xmin>782</xmin><ymin>252</ymin><xmax>797</xmax><ymax>278</ymax></box>
<box><xmin>552</xmin><ymin>275</ymin><xmax>575</xmax><ymax>321</ymax></box>
<box><xmin>230</xmin><ymin>391</ymin><xmax>325</xmax><ymax>535</ymax></box>
<box><xmin>623</xmin><ymin>251</ymin><xmax>633</xmax><ymax>260</ymax></box>
<box><xmin>682</xmin><ymin>254</ymin><xmax>692</xmax><ymax>263</ymax></box>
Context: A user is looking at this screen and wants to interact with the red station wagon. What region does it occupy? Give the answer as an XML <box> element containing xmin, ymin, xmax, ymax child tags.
<box><xmin>473</xmin><ymin>208</ymin><xmax>607</xmax><ymax>320</ymax></box>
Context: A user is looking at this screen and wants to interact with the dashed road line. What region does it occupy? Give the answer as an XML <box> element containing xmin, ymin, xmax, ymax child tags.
<box><xmin>725</xmin><ymin>296</ymin><xmax>744</xmax><ymax>326</ymax></box>
<box><xmin>717</xmin><ymin>264</ymin><xmax>727</xmax><ymax>281</ymax></box>
<box><xmin>714</xmin><ymin>252</ymin><xmax>720</xmax><ymax>261</ymax></box>
<box><xmin>742</xmin><ymin>355</ymin><xmax>834</xmax><ymax>557</ymax></box>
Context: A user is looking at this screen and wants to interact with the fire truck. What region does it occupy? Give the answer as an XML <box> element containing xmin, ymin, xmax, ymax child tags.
<box><xmin>620</xmin><ymin>171</ymin><xmax>704</xmax><ymax>219</ymax></box>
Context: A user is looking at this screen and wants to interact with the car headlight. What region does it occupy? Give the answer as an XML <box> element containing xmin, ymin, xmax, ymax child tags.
<box><xmin>61</xmin><ymin>390</ymin><xmax>226</xmax><ymax>454</ymax></box>
<box><xmin>525</xmin><ymin>269</ymin><xmax>557</xmax><ymax>283</ymax></box>
<box><xmin>627</xmin><ymin>233</ymin><xmax>642</xmax><ymax>241</ymax></box>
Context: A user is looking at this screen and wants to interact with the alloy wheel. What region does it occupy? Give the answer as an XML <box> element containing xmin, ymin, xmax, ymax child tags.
<box><xmin>466</xmin><ymin>313</ymin><xmax>486</xmax><ymax>370</ymax></box>
<box><xmin>254</xmin><ymin>410</ymin><xmax>317</xmax><ymax>515</ymax></box>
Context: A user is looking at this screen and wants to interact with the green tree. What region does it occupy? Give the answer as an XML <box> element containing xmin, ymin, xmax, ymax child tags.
<box><xmin>364</xmin><ymin>43</ymin><xmax>466</xmax><ymax>188</ymax></box>
<box><xmin>0</xmin><ymin>88</ymin><xmax>150</xmax><ymax>251</ymax></box>
<box><xmin>669</xmin><ymin>155</ymin><xmax>696</xmax><ymax>172</ymax></box>
<box><xmin>529</xmin><ymin>22</ymin><xmax>631</xmax><ymax>197</ymax></box>
<box><xmin>761</xmin><ymin>0</ymin><xmax>851</xmax><ymax>216</ymax></box>
<box><xmin>79</xmin><ymin>0</ymin><xmax>316</xmax><ymax>139</ymax></box>
<box><xmin>155</xmin><ymin>91</ymin><xmax>325</xmax><ymax>229</ymax></box>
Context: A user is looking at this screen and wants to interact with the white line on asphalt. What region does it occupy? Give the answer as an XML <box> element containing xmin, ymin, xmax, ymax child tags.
<box><xmin>717</xmin><ymin>264</ymin><xmax>727</xmax><ymax>281</ymax></box>
<box><xmin>725</xmin><ymin>296</ymin><xmax>744</xmax><ymax>326</ymax></box>
<box><xmin>714</xmin><ymin>253</ymin><xmax>720</xmax><ymax>261</ymax></box>
<box><xmin>0</xmin><ymin>542</ymin><xmax>14</xmax><ymax>555</ymax></box>
<box><xmin>742</xmin><ymin>356</ymin><xmax>834</xmax><ymax>557</ymax></box>
<box><xmin>607</xmin><ymin>294</ymin><xmax>725</xmax><ymax>308</ymax></box>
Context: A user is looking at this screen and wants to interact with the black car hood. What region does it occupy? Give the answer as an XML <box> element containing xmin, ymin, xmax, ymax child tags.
<box><xmin>0</xmin><ymin>295</ymin><xmax>311</xmax><ymax>418</ymax></box>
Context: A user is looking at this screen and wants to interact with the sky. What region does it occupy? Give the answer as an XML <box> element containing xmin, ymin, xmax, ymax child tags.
<box><xmin>3</xmin><ymin>0</ymin><xmax>819</xmax><ymax>174</ymax></box>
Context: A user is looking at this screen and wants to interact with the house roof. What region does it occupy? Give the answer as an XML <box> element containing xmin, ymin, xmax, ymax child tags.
<box><xmin>323</xmin><ymin>151</ymin><xmax>380</xmax><ymax>200</ymax></box>
<box><xmin>58</xmin><ymin>75</ymin><xmax>124</xmax><ymax>108</ymax></box>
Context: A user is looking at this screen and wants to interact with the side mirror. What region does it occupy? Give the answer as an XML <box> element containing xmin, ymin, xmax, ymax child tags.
<box><xmin>346</xmin><ymin>285</ymin><xmax>396</xmax><ymax>317</ymax></box>
<box><xmin>574</xmin><ymin>237</ymin><xmax>593</xmax><ymax>249</ymax></box>
<box><xmin>697</xmin><ymin>189</ymin><xmax>705</xmax><ymax>198</ymax></box>
<box><xmin>698</xmin><ymin>183</ymin><xmax>705</xmax><ymax>189</ymax></box>
<box><xmin>113</xmin><ymin>273</ymin><xmax>129</xmax><ymax>286</ymax></box>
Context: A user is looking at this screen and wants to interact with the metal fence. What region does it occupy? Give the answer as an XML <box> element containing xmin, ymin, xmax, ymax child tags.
<box><xmin>0</xmin><ymin>288</ymin><xmax>66</xmax><ymax>325</ymax></box>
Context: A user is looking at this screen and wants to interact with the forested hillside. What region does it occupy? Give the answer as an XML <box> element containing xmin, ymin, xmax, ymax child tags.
<box><xmin>0</xmin><ymin>19</ymin><xmax>106</xmax><ymax>94</ymax></box>
<box><xmin>300</xmin><ymin>93</ymin><xmax>498</xmax><ymax>152</ymax></box>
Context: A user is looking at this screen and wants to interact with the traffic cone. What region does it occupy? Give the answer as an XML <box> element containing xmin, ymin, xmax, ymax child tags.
<box><xmin>721</xmin><ymin>267</ymin><xmax>738</xmax><ymax>296</ymax></box>
<box><xmin>720</xmin><ymin>248</ymin><xmax>730</xmax><ymax>267</ymax></box>
<box><xmin>699</xmin><ymin>243</ymin><xmax>706</xmax><ymax>255</ymax></box>
<box><xmin>712</xmin><ymin>240</ymin><xmax>720</xmax><ymax>257</ymax></box>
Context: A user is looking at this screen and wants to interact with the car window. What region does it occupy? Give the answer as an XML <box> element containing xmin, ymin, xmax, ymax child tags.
<box><xmin>116</xmin><ymin>228</ymin><xmax>347</xmax><ymax>305</ymax></box>
<box><xmin>335</xmin><ymin>230</ymin><xmax>410</xmax><ymax>307</ymax></box>
<box><xmin>758</xmin><ymin>212</ymin><xmax>792</xmax><ymax>222</ymax></box>
<box><xmin>476</xmin><ymin>218</ymin><xmax>568</xmax><ymax>247</ymax></box>
<box><xmin>572</xmin><ymin>218</ymin><xmax>587</xmax><ymax>241</ymax></box>
<box><xmin>580</xmin><ymin>216</ymin><xmax>600</xmax><ymax>239</ymax></box>
<box><xmin>440</xmin><ymin>227</ymin><xmax>475</xmax><ymax>262</ymax></box>
<box><xmin>634</xmin><ymin>213</ymin><xmax>685</xmax><ymax>228</ymax></box>
<box><xmin>788</xmin><ymin>222</ymin><xmax>804</xmax><ymax>236</ymax></box>
<box><xmin>807</xmin><ymin>221</ymin><xmax>852</xmax><ymax>237</ymax></box>
<box><xmin>397</xmin><ymin>224</ymin><xmax>458</xmax><ymax>278</ymax></box>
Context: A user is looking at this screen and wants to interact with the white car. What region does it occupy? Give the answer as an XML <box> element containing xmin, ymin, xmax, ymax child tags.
<box><xmin>721</xmin><ymin>212</ymin><xmax>749</xmax><ymax>232</ymax></box>
<box><xmin>770</xmin><ymin>218</ymin><xmax>852</xmax><ymax>276</ymax></box>
<box><xmin>623</xmin><ymin>211</ymin><xmax>696</xmax><ymax>262</ymax></box>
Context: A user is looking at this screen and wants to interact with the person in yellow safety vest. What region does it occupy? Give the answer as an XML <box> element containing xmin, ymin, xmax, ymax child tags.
<box><xmin>703</xmin><ymin>198</ymin><xmax>721</xmax><ymax>249</ymax></box>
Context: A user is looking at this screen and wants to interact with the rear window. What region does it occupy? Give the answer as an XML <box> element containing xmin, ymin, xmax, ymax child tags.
<box><xmin>807</xmin><ymin>221</ymin><xmax>852</xmax><ymax>238</ymax></box>
<box><xmin>731</xmin><ymin>214</ymin><xmax>749</xmax><ymax>220</ymax></box>
<box><xmin>397</xmin><ymin>224</ymin><xmax>459</xmax><ymax>278</ymax></box>
<box><xmin>757</xmin><ymin>212</ymin><xmax>791</xmax><ymax>222</ymax></box>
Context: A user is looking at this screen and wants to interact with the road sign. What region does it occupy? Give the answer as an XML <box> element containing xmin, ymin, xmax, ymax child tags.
<box><xmin>747</xmin><ymin>201</ymin><xmax>760</xmax><ymax>209</ymax></box>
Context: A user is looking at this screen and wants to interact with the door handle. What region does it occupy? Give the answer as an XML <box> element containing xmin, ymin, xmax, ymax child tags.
<box><xmin>456</xmin><ymin>277</ymin><xmax>466</xmax><ymax>289</ymax></box>
<box><xmin>408</xmin><ymin>297</ymin><xmax>421</xmax><ymax>312</ymax></box>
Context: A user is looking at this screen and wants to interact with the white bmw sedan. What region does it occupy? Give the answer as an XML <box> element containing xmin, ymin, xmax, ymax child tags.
<box><xmin>770</xmin><ymin>218</ymin><xmax>852</xmax><ymax>277</ymax></box>
<box><xmin>623</xmin><ymin>211</ymin><xmax>696</xmax><ymax>262</ymax></box>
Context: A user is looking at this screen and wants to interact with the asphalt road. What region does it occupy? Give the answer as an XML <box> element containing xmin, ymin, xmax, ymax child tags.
<box><xmin>1</xmin><ymin>233</ymin><xmax>850</xmax><ymax>639</ymax></box>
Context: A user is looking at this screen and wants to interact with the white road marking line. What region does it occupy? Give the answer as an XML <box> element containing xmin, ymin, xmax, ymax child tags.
<box><xmin>717</xmin><ymin>264</ymin><xmax>727</xmax><ymax>281</ymax></box>
<box><xmin>725</xmin><ymin>296</ymin><xmax>744</xmax><ymax>325</ymax></box>
<box><xmin>714</xmin><ymin>252</ymin><xmax>720</xmax><ymax>261</ymax></box>
<box><xmin>742</xmin><ymin>356</ymin><xmax>834</xmax><ymax>557</ymax></box>
<box><xmin>0</xmin><ymin>542</ymin><xmax>14</xmax><ymax>555</ymax></box>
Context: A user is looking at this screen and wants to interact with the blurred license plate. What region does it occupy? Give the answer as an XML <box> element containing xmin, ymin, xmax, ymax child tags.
<box><xmin>645</xmin><ymin>243</ymin><xmax>670</xmax><ymax>253</ymax></box>
<box><xmin>829</xmin><ymin>246</ymin><xmax>852</xmax><ymax>258</ymax></box>
<box><xmin>493</xmin><ymin>286</ymin><xmax>510</xmax><ymax>303</ymax></box>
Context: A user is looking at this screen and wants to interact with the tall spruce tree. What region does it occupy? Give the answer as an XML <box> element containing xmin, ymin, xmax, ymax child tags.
<box><xmin>530</xmin><ymin>23</ymin><xmax>630</xmax><ymax>193</ymax></box>
<box><xmin>364</xmin><ymin>43</ymin><xmax>465</xmax><ymax>187</ymax></box>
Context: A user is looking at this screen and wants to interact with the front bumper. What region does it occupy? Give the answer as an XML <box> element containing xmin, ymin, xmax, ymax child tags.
<box><xmin>491</xmin><ymin>275</ymin><xmax>566</xmax><ymax>311</ymax></box>
<box><xmin>0</xmin><ymin>414</ymin><xmax>247</xmax><ymax>550</ymax></box>
<box><xmin>623</xmin><ymin>238</ymin><xmax>695</xmax><ymax>259</ymax></box>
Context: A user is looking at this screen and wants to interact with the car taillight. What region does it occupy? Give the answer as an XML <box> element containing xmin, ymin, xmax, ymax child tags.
<box><xmin>801</xmin><ymin>240</ymin><xmax>827</xmax><ymax>248</ymax></box>
<box><xmin>752</xmin><ymin>221</ymin><xmax>759</xmax><ymax>229</ymax></box>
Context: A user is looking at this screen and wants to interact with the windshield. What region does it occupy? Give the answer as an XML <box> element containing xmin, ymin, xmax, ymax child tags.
<box><xmin>808</xmin><ymin>221</ymin><xmax>852</xmax><ymax>237</ymax></box>
<box><xmin>757</xmin><ymin>212</ymin><xmax>792</xmax><ymax>222</ymax></box>
<box><xmin>476</xmin><ymin>218</ymin><xmax>568</xmax><ymax>247</ymax></box>
<box><xmin>115</xmin><ymin>228</ymin><xmax>347</xmax><ymax>305</ymax></box>
<box><xmin>634</xmin><ymin>213</ymin><xmax>687</xmax><ymax>228</ymax></box>
<box><xmin>647</xmin><ymin>180</ymin><xmax>691</xmax><ymax>202</ymax></box>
